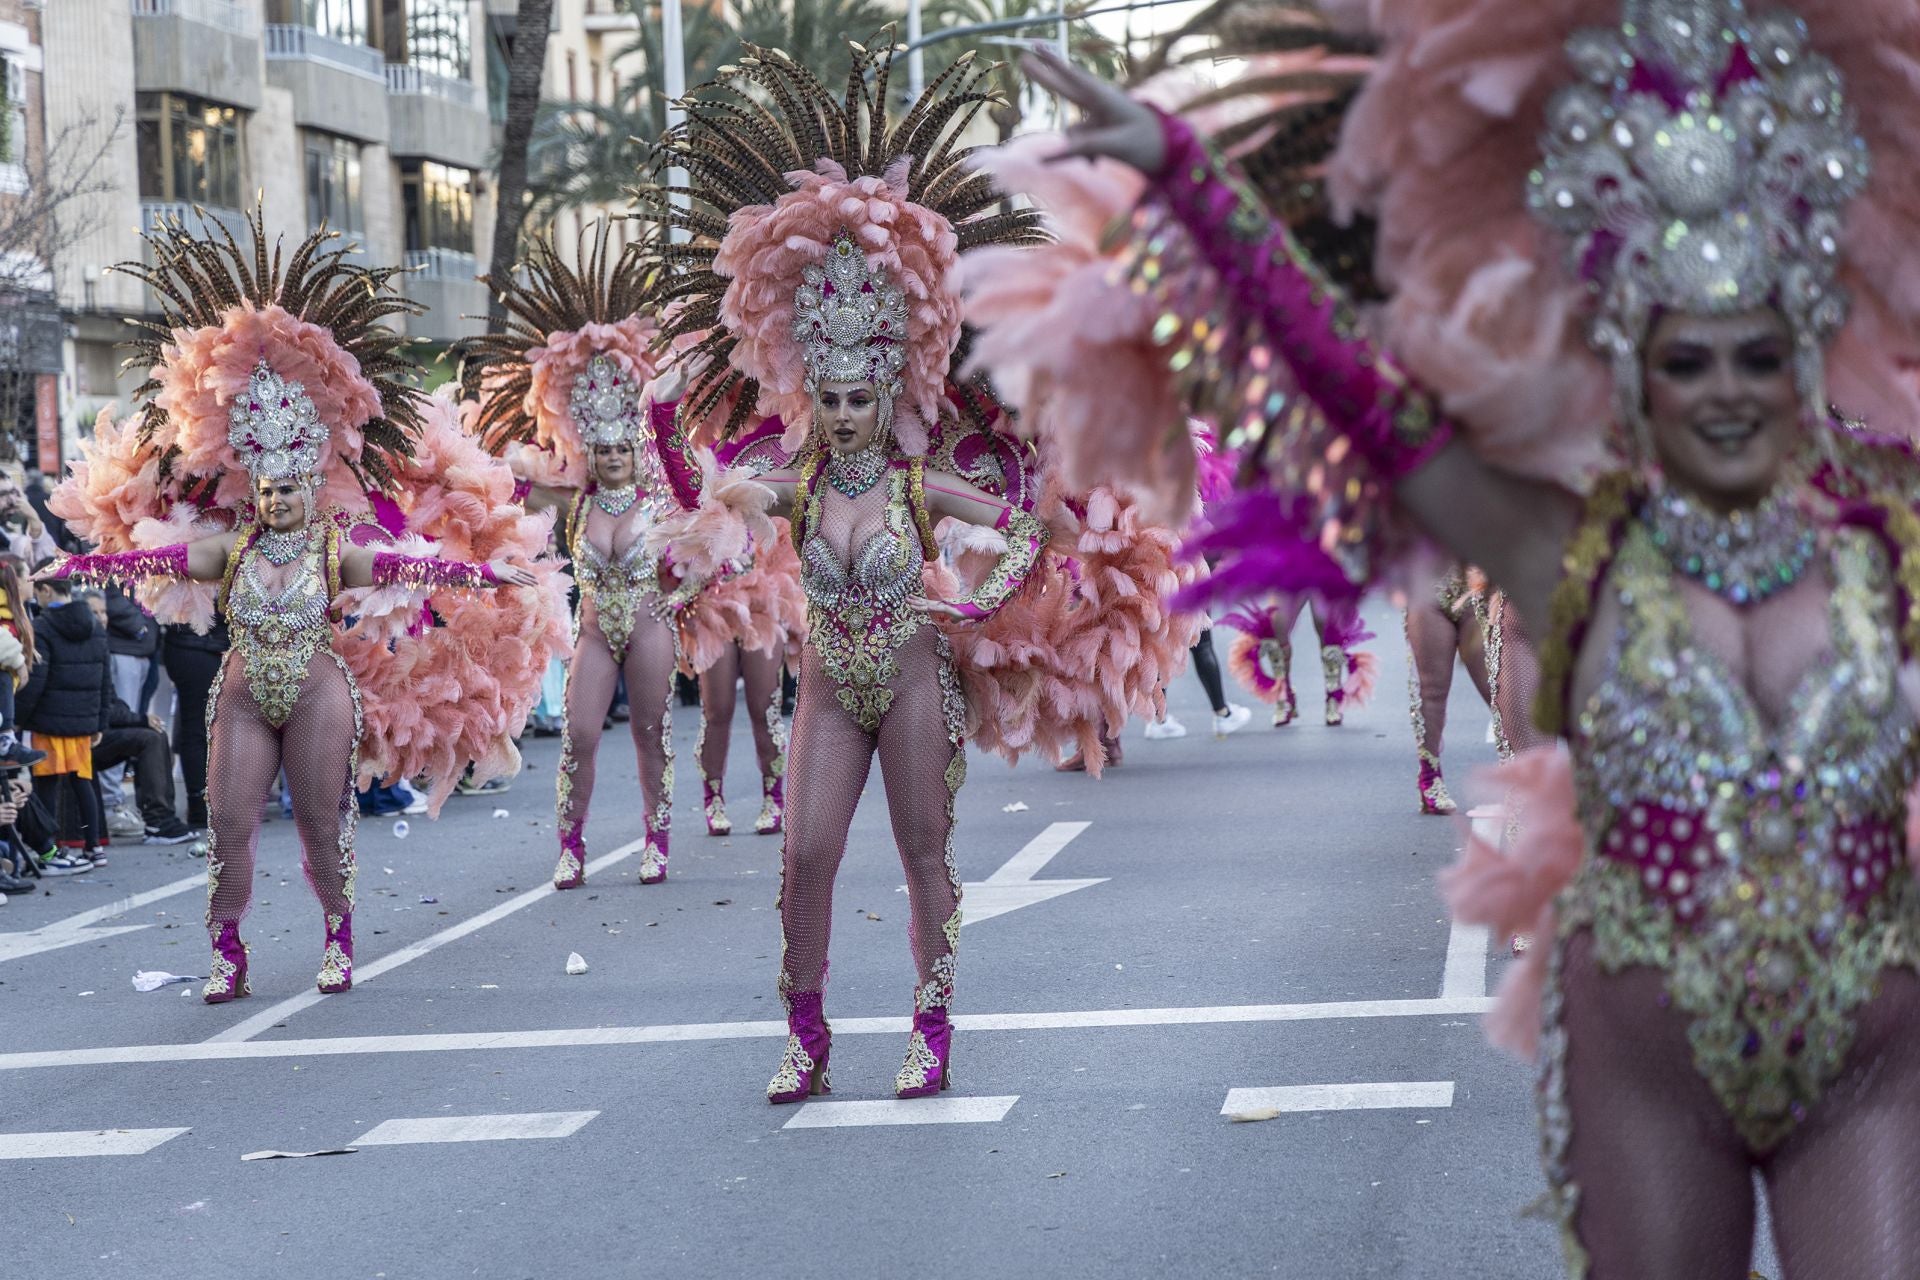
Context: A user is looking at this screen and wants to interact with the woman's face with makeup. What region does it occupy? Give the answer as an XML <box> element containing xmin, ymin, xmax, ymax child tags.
<box><xmin>1642</xmin><ymin>307</ymin><xmax>1802</xmax><ymax>511</ymax></box>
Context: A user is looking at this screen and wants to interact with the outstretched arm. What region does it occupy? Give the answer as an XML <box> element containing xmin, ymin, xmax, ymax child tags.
<box><xmin>47</xmin><ymin>531</ymin><xmax>240</xmax><ymax>586</ymax></box>
<box><xmin>338</xmin><ymin>542</ymin><xmax>538</xmax><ymax>591</ymax></box>
<box><xmin>1022</xmin><ymin>49</ymin><xmax>1576</xmax><ymax>634</ymax></box>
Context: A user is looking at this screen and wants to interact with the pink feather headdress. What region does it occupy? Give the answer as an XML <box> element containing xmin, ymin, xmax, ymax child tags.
<box><xmin>1330</xmin><ymin>0</ymin><xmax>1920</xmax><ymax>480</ymax></box>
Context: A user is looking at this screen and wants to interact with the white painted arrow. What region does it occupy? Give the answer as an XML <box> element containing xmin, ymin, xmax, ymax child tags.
<box><xmin>961</xmin><ymin>821</ymin><xmax>1103</xmax><ymax>926</ymax></box>
<box><xmin>0</xmin><ymin>873</ymin><xmax>203</xmax><ymax>964</ymax></box>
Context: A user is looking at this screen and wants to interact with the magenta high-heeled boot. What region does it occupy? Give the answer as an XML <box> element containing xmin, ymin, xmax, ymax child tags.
<box><xmin>203</xmin><ymin>920</ymin><xmax>251</xmax><ymax>1004</ymax></box>
<box><xmin>1417</xmin><ymin>750</ymin><xmax>1457</xmax><ymax>816</ymax></box>
<box><xmin>703</xmin><ymin>776</ymin><xmax>731</xmax><ymax>836</ymax></box>
<box><xmin>767</xmin><ymin>989</ymin><xmax>832</xmax><ymax>1104</ymax></box>
<box><xmin>638</xmin><ymin>830</ymin><xmax>670</xmax><ymax>885</ymax></box>
<box><xmin>894</xmin><ymin>1006</ymin><xmax>953</xmax><ymax>1098</ymax></box>
<box><xmin>553</xmin><ymin>821</ymin><xmax>587</xmax><ymax>890</ymax></box>
<box><xmin>317</xmin><ymin>911</ymin><xmax>353</xmax><ymax>993</ymax></box>
<box><xmin>755</xmin><ymin>773</ymin><xmax>784</xmax><ymax>835</ymax></box>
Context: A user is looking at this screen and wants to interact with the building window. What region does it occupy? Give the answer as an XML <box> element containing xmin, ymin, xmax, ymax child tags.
<box><xmin>398</xmin><ymin>0</ymin><xmax>470</xmax><ymax>81</ymax></box>
<box><xmin>0</xmin><ymin>56</ymin><xmax>25</xmax><ymax>168</ymax></box>
<box><xmin>400</xmin><ymin>160</ymin><xmax>473</xmax><ymax>254</ymax></box>
<box><xmin>269</xmin><ymin>0</ymin><xmax>370</xmax><ymax>42</ymax></box>
<box><xmin>304</xmin><ymin>132</ymin><xmax>363</xmax><ymax>236</ymax></box>
<box><xmin>135</xmin><ymin>94</ymin><xmax>245</xmax><ymax>210</ymax></box>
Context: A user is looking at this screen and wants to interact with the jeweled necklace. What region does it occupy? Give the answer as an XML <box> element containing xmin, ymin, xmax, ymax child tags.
<box><xmin>593</xmin><ymin>484</ymin><xmax>639</xmax><ymax>517</ymax></box>
<box><xmin>1644</xmin><ymin>477</ymin><xmax>1816</xmax><ymax>607</ymax></box>
<box><xmin>825</xmin><ymin>446</ymin><xmax>887</xmax><ymax>498</ymax></box>
<box><xmin>255</xmin><ymin>525</ymin><xmax>312</xmax><ymax>567</ymax></box>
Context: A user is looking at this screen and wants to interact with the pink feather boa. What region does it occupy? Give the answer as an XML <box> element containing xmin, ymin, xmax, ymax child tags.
<box><xmin>520</xmin><ymin>316</ymin><xmax>658</xmax><ymax>487</ymax></box>
<box><xmin>714</xmin><ymin>158</ymin><xmax>962</xmax><ymax>458</ymax></box>
<box><xmin>1225</xmin><ymin>629</ymin><xmax>1285</xmax><ymax>704</ymax></box>
<box><xmin>675</xmin><ymin>517</ymin><xmax>808</xmax><ymax>675</ymax></box>
<box><xmin>1438</xmin><ymin>744</ymin><xmax>1585</xmax><ymax>1059</ymax></box>
<box><xmin>335</xmin><ymin>395</ymin><xmax>573</xmax><ymax>816</ymax></box>
<box><xmin>962</xmin><ymin>137</ymin><xmax>1199</xmax><ymax>522</ymax></box>
<box><xmin>1328</xmin><ymin>0</ymin><xmax>1920</xmax><ymax>478</ymax></box>
<box><xmin>933</xmin><ymin>484</ymin><xmax>1202</xmax><ymax>772</ymax></box>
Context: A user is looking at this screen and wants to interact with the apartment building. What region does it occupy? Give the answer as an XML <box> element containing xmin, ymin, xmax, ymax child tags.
<box><xmin>0</xmin><ymin>0</ymin><xmax>63</xmax><ymax>470</ymax></box>
<box><xmin>16</xmin><ymin>0</ymin><xmax>632</xmax><ymax>475</ymax></box>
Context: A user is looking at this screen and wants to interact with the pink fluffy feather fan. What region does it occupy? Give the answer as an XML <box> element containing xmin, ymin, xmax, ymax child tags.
<box><xmin>49</xmin><ymin>215</ymin><xmax>570</xmax><ymax>814</ymax></box>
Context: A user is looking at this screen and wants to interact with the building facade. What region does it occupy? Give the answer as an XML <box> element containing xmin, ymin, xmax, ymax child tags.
<box><xmin>20</xmin><ymin>0</ymin><xmax>630</xmax><ymax>476</ymax></box>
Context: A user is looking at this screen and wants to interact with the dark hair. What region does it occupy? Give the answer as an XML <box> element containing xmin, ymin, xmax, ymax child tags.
<box><xmin>39</xmin><ymin>576</ymin><xmax>72</xmax><ymax>598</ymax></box>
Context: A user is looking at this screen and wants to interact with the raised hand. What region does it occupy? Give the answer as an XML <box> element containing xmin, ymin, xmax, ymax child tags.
<box><xmin>1021</xmin><ymin>46</ymin><xmax>1167</xmax><ymax>176</ymax></box>
<box><xmin>486</xmin><ymin>559</ymin><xmax>540</xmax><ymax>588</ymax></box>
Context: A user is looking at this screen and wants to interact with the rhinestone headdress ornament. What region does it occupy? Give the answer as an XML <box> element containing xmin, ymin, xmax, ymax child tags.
<box><xmin>569</xmin><ymin>352</ymin><xmax>646</xmax><ymax>448</ymax></box>
<box><xmin>792</xmin><ymin>234</ymin><xmax>911</xmax><ymax>440</ymax></box>
<box><xmin>1527</xmin><ymin>0</ymin><xmax>1870</xmax><ymax>435</ymax></box>
<box><xmin>228</xmin><ymin>359</ymin><xmax>328</xmax><ymax>482</ymax></box>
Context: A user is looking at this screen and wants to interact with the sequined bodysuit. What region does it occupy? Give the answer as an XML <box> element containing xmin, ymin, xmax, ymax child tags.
<box><xmin>551</xmin><ymin>482</ymin><xmax>685</xmax><ymax>886</ymax></box>
<box><xmin>205</xmin><ymin>525</ymin><xmax>360</xmax><ymax>942</ymax></box>
<box><xmin>1556</xmin><ymin>516</ymin><xmax>1919</xmax><ymax>1133</ymax></box>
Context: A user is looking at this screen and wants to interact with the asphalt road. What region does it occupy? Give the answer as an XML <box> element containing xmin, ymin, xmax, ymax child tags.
<box><xmin>0</xmin><ymin>607</ymin><xmax>1767</xmax><ymax>1279</ymax></box>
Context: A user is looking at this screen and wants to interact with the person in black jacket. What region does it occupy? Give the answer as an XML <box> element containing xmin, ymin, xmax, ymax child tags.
<box><xmin>84</xmin><ymin>595</ymin><xmax>196</xmax><ymax>844</ymax></box>
<box><xmin>160</xmin><ymin>616</ymin><xmax>228</xmax><ymax>831</ymax></box>
<box><xmin>16</xmin><ymin>577</ymin><xmax>111</xmax><ymax>854</ymax></box>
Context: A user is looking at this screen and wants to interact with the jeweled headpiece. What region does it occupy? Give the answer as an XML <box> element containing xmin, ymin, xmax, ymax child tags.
<box><xmin>1527</xmin><ymin>0</ymin><xmax>1870</xmax><ymax>432</ymax></box>
<box><xmin>228</xmin><ymin>358</ymin><xmax>328</xmax><ymax>482</ymax></box>
<box><xmin>569</xmin><ymin>351</ymin><xmax>646</xmax><ymax>448</ymax></box>
<box><xmin>794</xmin><ymin>235</ymin><xmax>911</xmax><ymax>398</ymax></box>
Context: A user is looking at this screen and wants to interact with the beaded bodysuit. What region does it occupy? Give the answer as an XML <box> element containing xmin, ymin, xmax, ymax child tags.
<box><xmin>222</xmin><ymin>526</ymin><xmax>343</xmax><ymax>728</ymax></box>
<box><xmin>1559</xmin><ymin>520</ymin><xmax>1919</xmax><ymax>1149</ymax></box>
<box><xmin>567</xmin><ymin>490</ymin><xmax>676</xmax><ymax>658</ymax></box>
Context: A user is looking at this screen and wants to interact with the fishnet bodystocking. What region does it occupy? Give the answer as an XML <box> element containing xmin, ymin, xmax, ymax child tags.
<box><xmin>1487</xmin><ymin>594</ymin><xmax>1549</xmax><ymax>756</ymax></box>
<box><xmin>1558</xmin><ymin>937</ymin><xmax>1920</xmax><ymax>1278</ymax></box>
<box><xmin>204</xmin><ymin>650</ymin><xmax>358</xmax><ymax>923</ymax></box>
<box><xmin>697</xmin><ymin>642</ymin><xmax>786</xmax><ymax>786</ymax></box>
<box><xmin>557</xmin><ymin>601</ymin><xmax>678</xmax><ymax>838</ymax></box>
<box><xmin>1403</xmin><ymin>590</ymin><xmax>1490</xmax><ymax>758</ymax></box>
<box><xmin>778</xmin><ymin>476</ymin><xmax>963</xmax><ymax>998</ymax></box>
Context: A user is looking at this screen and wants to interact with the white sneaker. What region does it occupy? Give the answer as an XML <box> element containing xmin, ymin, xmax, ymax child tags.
<box><xmin>397</xmin><ymin>783</ymin><xmax>430</xmax><ymax>816</ymax></box>
<box><xmin>1143</xmin><ymin>716</ymin><xmax>1187</xmax><ymax>741</ymax></box>
<box><xmin>1212</xmin><ymin>704</ymin><xmax>1253</xmax><ymax>737</ymax></box>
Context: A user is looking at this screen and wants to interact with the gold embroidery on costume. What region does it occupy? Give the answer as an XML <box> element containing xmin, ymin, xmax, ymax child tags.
<box><xmin>1563</xmin><ymin>524</ymin><xmax>1920</xmax><ymax>1152</ymax></box>
<box><xmin>223</xmin><ymin>528</ymin><xmax>337</xmax><ymax>728</ymax></box>
<box><xmin>798</xmin><ymin>461</ymin><xmax>929</xmax><ymax>733</ymax></box>
<box><xmin>569</xmin><ymin>492</ymin><xmax>671</xmax><ymax>658</ymax></box>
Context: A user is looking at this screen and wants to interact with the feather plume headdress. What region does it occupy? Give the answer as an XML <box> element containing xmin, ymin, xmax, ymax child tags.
<box><xmin>110</xmin><ymin>208</ymin><xmax>426</xmax><ymax>512</ymax></box>
<box><xmin>640</xmin><ymin>28</ymin><xmax>1045</xmax><ymax>456</ymax></box>
<box><xmin>1330</xmin><ymin>0</ymin><xmax>1920</xmax><ymax>479</ymax></box>
<box><xmin>460</xmin><ymin>221</ymin><xmax>659</xmax><ymax>489</ymax></box>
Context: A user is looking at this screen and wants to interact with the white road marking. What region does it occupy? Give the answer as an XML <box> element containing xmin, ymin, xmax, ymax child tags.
<box><xmin>352</xmin><ymin>1111</ymin><xmax>599</xmax><ymax>1146</ymax></box>
<box><xmin>205</xmin><ymin>840</ymin><xmax>645</xmax><ymax>1044</ymax></box>
<box><xmin>964</xmin><ymin>821</ymin><xmax>1104</xmax><ymax>926</ymax></box>
<box><xmin>0</xmin><ymin>1127</ymin><xmax>191</xmax><ymax>1159</ymax></box>
<box><xmin>1221</xmin><ymin>1082</ymin><xmax>1455</xmax><ymax>1114</ymax></box>
<box><xmin>0</xmin><ymin>873</ymin><xmax>203</xmax><ymax>964</ymax></box>
<box><xmin>782</xmin><ymin>1096</ymin><xmax>1018</xmax><ymax>1129</ymax></box>
<box><xmin>1439</xmin><ymin>807</ymin><xmax>1507</xmax><ymax>1000</ymax></box>
<box><xmin>0</xmin><ymin>995</ymin><xmax>1495</xmax><ymax>1073</ymax></box>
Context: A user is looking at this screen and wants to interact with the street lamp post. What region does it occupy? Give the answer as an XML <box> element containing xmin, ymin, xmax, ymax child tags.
<box><xmin>662</xmin><ymin>0</ymin><xmax>688</xmax><ymax>242</ymax></box>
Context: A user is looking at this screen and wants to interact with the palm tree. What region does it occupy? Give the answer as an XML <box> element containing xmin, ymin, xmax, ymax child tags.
<box><xmin>922</xmin><ymin>0</ymin><xmax>1124</xmax><ymax>143</ymax></box>
<box><xmin>526</xmin><ymin>0</ymin><xmax>898</xmax><ymax>222</ymax></box>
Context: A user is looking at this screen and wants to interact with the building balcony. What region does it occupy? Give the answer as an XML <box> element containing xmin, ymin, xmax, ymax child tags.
<box><xmin>129</xmin><ymin>0</ymin><xmax>262</xmax><ymax>110</ymax></box>
<box><xmin>582</xmin><ymin>1</ymin><xmax>637</xmax><ymax>33</ymax></box>
<box><xmin>385</xmin><ymin>64</ymin><xmax>489</xmax><ymax>170</ymax></box>
<box><xmin>137</xmin><ymin>201</ymin><xmax>251</xmax><ymax>307</ymax></box>
<box><xmin>402</xmin><ymin>248</ymin><xmax>487</xmax><ymax>342</ymax></box>
<box><xmin>263</xmin><ymin>24</ymin><xmax>389</xmax><ymax>143</ymax></box>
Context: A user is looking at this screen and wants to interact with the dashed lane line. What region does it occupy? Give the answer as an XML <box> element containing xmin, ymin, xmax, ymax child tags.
<box><xmin>0</xmin><ymin>1127</ymin><xmax>191</xmax><ymax>1159</ymax></box>
<box><xmin>1221</xmin><ymin>1082</ymin><xmax>1456</xmax><ymax>1115</ymax></box>
<box><xmin>352</xmin><ymin>1111</ymin><xmax>600</xmax><ymax>1146</ymax></box>
<box><xmin>782</xmin><ymin>1096</ymin><xmax>1019</xmax><ymax>1129</ymax></box>
<box><xmin>0</xmin><ymin>995</ymin><xmax>1495</xmax><ymax>1072</ymax></box>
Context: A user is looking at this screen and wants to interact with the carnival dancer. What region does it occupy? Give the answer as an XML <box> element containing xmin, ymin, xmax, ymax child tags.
<box><xmin>995</xmin><ymin>2</ymin><xmax>1920</xmax><ymax>1271</ymax></box>
<box><xmin>463</xmin><ymin>225</ymin><xmax>705</xmax><ymax>888</ymax></box>
<box><xmin>1220</xmin><ymin>600</ymin><xmax>1375</xmax><ymax>728</ymax></box>
<box><xmin>47</xmin><ymin>214</ymin><xmax>560</xmax><ymax>1003</ymax></box>
<box><xmin>640</xmin><ymin>35</ymin><xmax>1193</xmax><ymax>1102</ymax></box>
